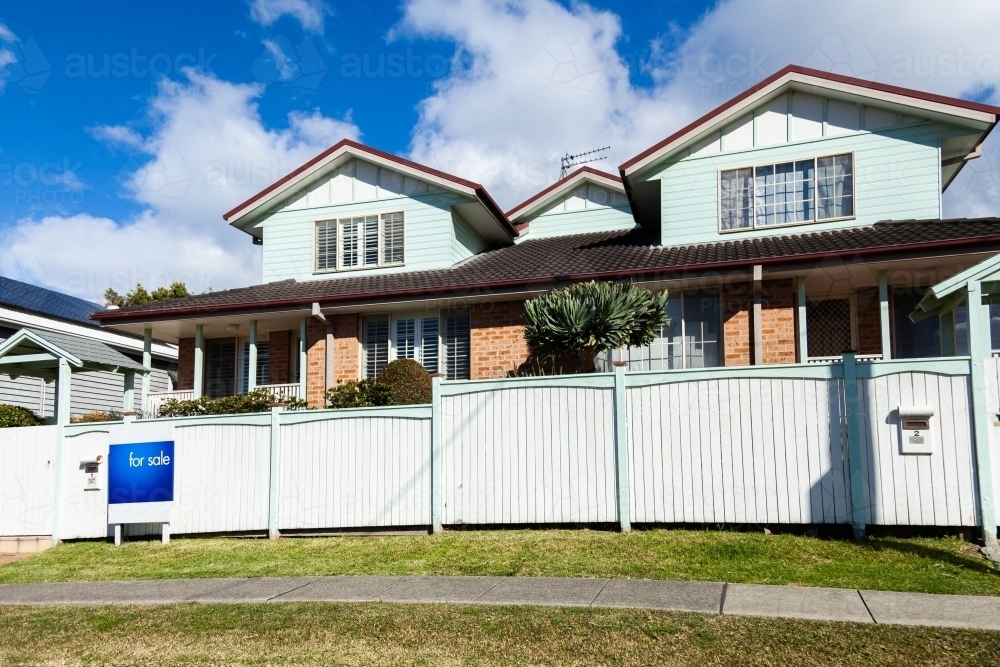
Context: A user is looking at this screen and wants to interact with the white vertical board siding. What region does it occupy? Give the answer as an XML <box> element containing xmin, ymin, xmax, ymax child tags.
<box><xmin>170</xmin><ymin>424</ymin><xmax>270</xmax><ymax>534</ymax></box>
<box><xmin>441</xmin><ymin>387</ymin><xmax>617</xmax><ymax>525</ymax></box>
<box><xmin>857</xmin><ymin>373</ymin><xmax>977</xmax><ymax>526</ymax></box>
<box><xmin>984</xmin><ymin>358</ymin><xmax>1000</xmax><ymax>524</ymax></box>
<box><xmin>0</xmin><ymin>425</ymin><xmax>57</xmax><ymax>536</ymax></box>
<box><xmin>278</xmin><ymin>417</ymin><xmax>431</xmax><ymax>530</ymax></box>
<box><xmin>627</xmin><ymin>378</ymin><xmax>852</xmax><ymax>524</ymax></box>
<box><xmin>59</xmin><ymin>430</ymin><xmax>111</xmax><ymax>539</ymax></box>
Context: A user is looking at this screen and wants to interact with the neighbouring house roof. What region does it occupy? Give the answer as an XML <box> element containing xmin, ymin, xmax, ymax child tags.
<box><xmin>0</xmin><ymin>275</ymin><xmax>104</xmax><ymax>327</ymax></box>
<box><xmin>506</xmin><ymin>166</ymin><xmax>625</xmax><ymax>225</ymax></box>
<box><xmin>0</xmin><ymin>327</ymin><xmax>148</xmax><ymax>379</ymax></box>
<box><xmin>223</xmin><ymin>138</ymin><xmax>518</xmax><ymax>244</ymax></box>
<box><xmin>92</xmin><ymin>217</ymin><xmax>1000</xmax><ymax>323</ymax></box>
<box><xmin>618</xmin><ymin>64</ymin><xmax>1000</xmax><ymax>181</ymax></box>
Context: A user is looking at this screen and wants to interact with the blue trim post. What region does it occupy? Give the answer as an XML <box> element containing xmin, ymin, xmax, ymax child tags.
<box><xmin>193</xmin><ymin>324</ymin><xmax>204</xmax><ymax>399</ymax></box>
<box><xmin>299</xmin><ymin>316</ymin><xmax>308</xmax><ymax>400</ymax></box>
<box><xmin>613</xmin><ymin>361</ymin><xmax>631</xmax><ymax>532</ymax></box>
<box><xmin>843</xmin><ymin>352</ymin><xmax>866</xmax><ymax>539</ymax></box>
<box><xmin>141</xmin><ymin>328</ymin><xmax>152</xmax><ymax>411</ymax></box>
<box><xmin>249</xmin><ymin>320</ymin><xmax>258</xmax><ymax>392</ymax></box>
<box><xmin>878</xmin><ymin>270</ymin><xmax>891</xmax><ymax>360</ymax></box>
<box><xmin>268</xmin><ymin>404</ymin><xmax>282</xmax><ymax>540</ymax></box>
<box><xmin>430</xmin><ymin>374</ymin><xmax>443</xmax><ymax>533</ymax></box>
<box><xmin>966</xmin><ymin>279</ymin><xmax>997</xmax><ymax>550</ymax></box>
<box><xmin>797</xmin><ymin>277</ymin><xmax>808</xmax><ymax>362</ymax></box>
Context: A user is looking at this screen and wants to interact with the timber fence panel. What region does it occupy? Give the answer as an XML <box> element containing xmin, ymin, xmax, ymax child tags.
<box><xmin>858</xmin><ymin>372</ymin><xmax>978</xmax><ymax>527</ymax></box>
<box><xmin>278</xmin><ymin>412</ymin><xmax>431</xmax><ymax>531</ymax></box>
<box><xmin>0</xmin><ymin>425</ymin><xmax>57</xmax><ymax>536</ymax></box>
<box><xmin>441</xmin><ymin>382</ymin><xmax>617</xmax><ymax>525</ymax></box>
<box><xmin>59</xmin><ymin>429</ymin><xmax>110</xmax><ymax>539</ymax></box>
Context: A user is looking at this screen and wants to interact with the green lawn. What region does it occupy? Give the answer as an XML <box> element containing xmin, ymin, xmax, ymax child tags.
<box><xmin>2</xmin><ymin>602</ymin><xmax>997</xmax><ymax>666</ymax></box>
<box><xmin>2</xmin><ymin>529</ymin><xmax>999</xmax><ymax>595</ymax></box>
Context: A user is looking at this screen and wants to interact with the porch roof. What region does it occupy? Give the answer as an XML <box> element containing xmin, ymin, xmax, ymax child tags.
<box><xmin>0</xmin><ymin>327</ymin><xmax>148</xmax><ymax>380</ymax></box>
<box><xmin>93</xmin><ymin>216</ymin><xmax>1000</xmax><ymax>326</ymax></box>
<box><xmin>912</xmin><ymin>251</ymin><xmax>1000</xmax><ymax>321</ymax></box>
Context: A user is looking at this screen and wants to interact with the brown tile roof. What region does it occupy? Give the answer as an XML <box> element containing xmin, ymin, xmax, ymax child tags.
<box><xmin>93</xmin><ymin>217</ymin><xmax>1000</xmax><ymax>322</ymax></box>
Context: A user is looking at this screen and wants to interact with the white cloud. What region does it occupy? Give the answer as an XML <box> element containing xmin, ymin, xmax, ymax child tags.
<box><xmin>249</xmin><ymin>0</ymin><xmax>329</xmax><ymax>34</ymax></box>
<box><xmin>0</xmin><ymin>70</ymin><xmax>360</xmax><ymax>301</ymax></box>
<box><xmin>0</xmin><ymin>23</ymin><xmax>18</xmax><ymax>93</ymax></box>
<box><xmin>398</xmin><ymin>0</ymin><xmax>1000</xmax><ymax>216</ymax></box>
<box><xmin>262</xmin><ymin>38</ymin><xmax>297</xmax><ymax>80</ymax></box>
<box><xmin>88</xmin><ymin>124</ymin><xmax>145</xmax><ymax>151</ymax></box>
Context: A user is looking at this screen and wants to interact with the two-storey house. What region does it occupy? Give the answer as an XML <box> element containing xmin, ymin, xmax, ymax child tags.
<box><xmin>92</xmin><ymin>65</ymin><xmax>1000</xmax><ymax>410</ymax></box>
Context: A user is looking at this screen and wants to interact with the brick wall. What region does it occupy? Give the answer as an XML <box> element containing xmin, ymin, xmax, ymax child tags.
<box><xmin>176</xmin><ymin>337</ymin><xmax>194</xmax><ymax>390</ymax></box>
<box><xmin>761</xmin><ymin>279</ymin><xmax>796</xmax><ymax>365</ymax></box>
<box><xmin>723</xmin><ymin>285</ymin><xmax>751</xmax><ymax>367</ymax></box>
<box><xmin>332</xmin><ymin>314</ymin><xmax>361</xmax><ymax>383</ymax></box>
<box><xmin>305</xmin><ymin>320</ymin><xmax>327</xmax><ymax>408</ymax></box>
<box><xmin>856</xmin><ymin>287</ymin><xmax>883</xmax><ymax>355</ymax></box>
<box><xmin>269</xmin><ymin>330</ymin><xmax>290</xmax><ymax>384</ymax></box>
<box><xmin>470</xmin><ymin>300</ymin><xmax>531</xmax><ymax>379</ymax></box>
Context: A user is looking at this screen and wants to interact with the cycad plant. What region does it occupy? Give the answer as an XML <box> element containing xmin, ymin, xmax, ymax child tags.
<box><xmin>523</xmin><ymin>281</ymin><xmax>667</xmax><ymax>372</ymax></box>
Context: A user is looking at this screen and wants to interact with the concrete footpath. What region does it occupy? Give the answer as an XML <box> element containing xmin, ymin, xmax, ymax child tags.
<box><xmin>1</xmin><ymin>575</ymin><xmax>999</xmax><ymax>630</ymax></box>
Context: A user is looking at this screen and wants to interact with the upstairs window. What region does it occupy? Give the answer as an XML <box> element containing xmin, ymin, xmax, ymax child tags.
<box><xmin>315</xmin><ymin>211</ymin><xmax>405</xmax><ymax>272</ymax></box>
<box><xmin>720</xmin><ymin>152</ymin><xmax>853</xmax><ymax>232</ymax></box>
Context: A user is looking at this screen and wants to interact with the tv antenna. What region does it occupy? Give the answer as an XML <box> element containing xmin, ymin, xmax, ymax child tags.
<box><xmin>560</xmin><ymin>146</ymin><xmax>610</xmax><ymax>179</ymax></box>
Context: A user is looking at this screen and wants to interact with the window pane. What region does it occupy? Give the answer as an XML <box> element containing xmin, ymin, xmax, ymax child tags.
<box><xmin>954</xmin><ymin>304</ymin><xmax>968</xmax><ymax>356</ymax></box>
<box><xmin>631</xmin><ymin>295</ymin><xmax>682</xmax><ymax>371</ymax></box>
<box><xmin>395</xmin><ymin>318</ymin><xmax>417</xmax><ymax>359</ymax></box>
<box><xmin>206</xmin><ymin>338</ymin><xmax>236</xmax><ymax>398</ymax></box>
<box><xmin>382</xmin><ymin>212</ymin><xmax>404</xmax><ymax>264</ymax></box>
<box><xmin>991</xmin><ymin>304</ymin><xmax>1000</xmax><ymax>352</ymax></box>
<box><xmin>364</xmin><ymin>215</ymin><xmax>379</xmax><ymax>266</ymax></box>
<box><xmin>443</xmin><ymin>311</ymin><xmax>471</xmax><ymax>380</ymax></box>
<box><xmin>240</xmin><ymin>341</ymin><xmax>270</xmax><ymax>392</ymax></box>
<box><xmin>892</xmin><ymin>288</ymin><xmax>940</xmax><ymax>359</ymax></box>
<box><xmin>363</xmin><ymin>317</ymin><xmax>389</xmax><ymax>378</ymax></box>
<box><xmin>754</xmin><ymin>164</ymin><xmax>776</xmax><ymax>226</ymax></box>
<box><xmin>682</xmin><ymin>289</ymin><xmax>721</xmax><ymax>368</ymax></box>
<box><xmin>817</xmin><ymin>153</ymin><xmax>853</xmax><ymax>220</ymax></box>
<box><xmin>341</xmin><ymin>217</ymin><xmax>362</xmax><ymax>268</ymax></box>
<box><xmin>421</xmin><ymin>316</ymin><xmax>439</xmax><ymax>373</ymax></box>
<box><xmin>316</xmin><ymin>220</ymin><xmax>337</xmax><ymax>271</ymax></box>
<box><xmin>720</xmin><ymin>168</ymin><xmax>752</xmax><ymax>230</ymax></box>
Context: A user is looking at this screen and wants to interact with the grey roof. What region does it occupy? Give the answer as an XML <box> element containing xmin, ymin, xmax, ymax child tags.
<box><xmin>93</xmin><ymin>217</ymin><xmax>1000</xmax><ymax>322</ymax></box>
<box><xmin>0</xmin><ymin>276</ymin><xmax>104</xmax><ymax>326</ymax></box>
<box><xmin>0</xmin><ymin>327</ymin><xmax>148</xmax><ymax>374</ymax></box>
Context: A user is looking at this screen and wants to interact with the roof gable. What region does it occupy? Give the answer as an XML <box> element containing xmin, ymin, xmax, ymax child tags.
<box><xmin>224</xmin><ymin>139</ymin><xmax>517</xmax><ymax>244</ymax></box>
<box><xmin>620</xmin><ymin>65</ymin><xmax>1000</xmax><ymax>179</ymax></box>
<box><xmin>507</xmin><ymin>167</ymin><xmax>626</xmax><ymax>223</ymax></box>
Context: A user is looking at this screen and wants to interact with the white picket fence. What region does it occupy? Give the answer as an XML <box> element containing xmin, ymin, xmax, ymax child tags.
<box><xmin>0</xmin><ymin>356</ymin><xmax>993</xmax><ymax>541</ymax></box>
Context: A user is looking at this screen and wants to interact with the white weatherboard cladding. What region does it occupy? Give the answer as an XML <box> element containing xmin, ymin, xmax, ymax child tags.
<box><xmin>983</xmin><ymin>357</ymin><xmax>1000</xmax><ymax>523</ymax></box>
<box><xmin>856</xmin><ymin>372</ymin><xmax>977</xmax><ymax>526</ymax></box>
<box><xmin>656</xmin><ymin>120</ymin><xmax>960</xmax><ymax>246</ymax></box>
<box><xmin>60</xmin><ymin>430</ymin><xmax>111</xmax><ymax>539</ymax></box>
<box><xmin>170</xmin><ymin>424</ymin><xmax>270</xmax><ymax>534</ymax></box>
<box><xmin>441</xmin><ymin>386</ymin><xmax>617</xmax><ymax>525</ymax></box>
<box><xmin>524</xmin><ymin>184</ymin><xmax>634</xmax><ymax>240</ymax></box>
<box><xmin>277</xmin><ymin>417</ymin><xmax>431</xmax><ymax>529</ymax></box>
<box><xmin>0</xmin><ymin>425</ymin><xmax>56</xmax><ymax>536</ymax></box>
<box><xmin>452</xmin><ymin>211</ymin><xmax>489</xmax><ymax>263</ymax></box>
<box><xmin>627</xmin><ymin>378</ymin><xmax>852</xmax><ymax>524</ymax></box>
<box><xmin>0</xmin><ymin>369</ymin><xmax>171</xmax><ymax>419</ymax></box>
<box><xmin>262</xmin><ymin>189</ymin><xmax>471</xmax><ymax>283</ymax></box>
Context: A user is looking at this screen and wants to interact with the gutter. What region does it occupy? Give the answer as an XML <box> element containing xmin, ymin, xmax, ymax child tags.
<box><xmin>90</xmin><ymin>232</ymin><xmax>1000</xmax><ymax>324</ymax></box>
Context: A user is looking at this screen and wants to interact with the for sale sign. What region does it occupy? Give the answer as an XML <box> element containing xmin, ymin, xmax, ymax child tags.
<box><xmin>107</xmin><ymin>422</ymin><xmax>175</xmax><ymax>524</ymax></box>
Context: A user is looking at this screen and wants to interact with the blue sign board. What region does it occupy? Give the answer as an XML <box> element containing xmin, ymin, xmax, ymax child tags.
<box><xmin>107</xmin><ymin>422</ymin><xmax>175</xmax><ymax>525</ymax></box>
<box><xmin>108</xmin><ymin>441</ymin><xmax>174</xmax><ymax>505</ymax></box>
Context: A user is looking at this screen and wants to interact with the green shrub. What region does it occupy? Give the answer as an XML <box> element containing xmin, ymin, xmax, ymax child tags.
<box><xmin>325</xmin><ymin>379</ymin><xmax>394</xmax><ymax>409</ymax></box>
<box><xmin>376</xmin><ymin>358</ymin><xmax>432</xmax><ymax>405</ymax></box>
<box><xmin>0</xmin><ymin>403</ymin><xmax>43</xmax><ymax>428</ymax></box>
<box><xmin>157</xmin><ymin>388</ymin><xmax>307</xmax><ymax>417</ymax></box>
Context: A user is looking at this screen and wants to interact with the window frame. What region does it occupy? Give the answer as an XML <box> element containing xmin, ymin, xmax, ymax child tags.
<box><xmin>313</xmin><ymin>210</ymin><xmax>406</xmax><ymax>274</ymax></box>
<box><xmin>717</xmin><ymin>150</ymin><xmax>856</xmax><ymax>234</ymax></box>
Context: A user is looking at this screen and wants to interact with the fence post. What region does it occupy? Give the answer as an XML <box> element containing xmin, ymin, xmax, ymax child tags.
<box><xmin>51</xmin><ymin>357</ymin><xmax>72</xmax><ymax>546</ymax></box>
<box><xmin>843</xmin><ymin>352</ymin><xmax>866</xmax><ymax>538</ymax></box>
<box><xmin>268</xmin><ymin>404</ymin><xmax>282</xmax><ymax>540</ymax></box>
<box><xmin>966</xmin><ymin>279</ymin><xmax>997</xmax><ymax>552</ymax></box>
<box><xmin>431</xmin><ymin>374</ymin><xmax>443</xmax><ymax>533</ymax></box>
<box><xmin>612</xmin><ymin>361</ymin><xmax>631</xmax><ymax>533</ymax></box>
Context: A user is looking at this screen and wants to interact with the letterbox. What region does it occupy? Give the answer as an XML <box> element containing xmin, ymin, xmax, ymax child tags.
<box><xmin>897</xmin><ymin>405</ymin><xmax>934</xmax><ymax>455</ymax></box>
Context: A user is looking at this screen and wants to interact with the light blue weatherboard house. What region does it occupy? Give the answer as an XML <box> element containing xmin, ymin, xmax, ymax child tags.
<box><xmin>93</xmin><ymin>65</ymin><xmax>1000</xmax><ymax>547</ymax></box>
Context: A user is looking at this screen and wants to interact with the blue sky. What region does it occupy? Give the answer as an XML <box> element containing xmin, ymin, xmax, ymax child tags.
<box><xmin>0</xmin><ymin>0</ymin><xmax>998</xmax><ymax>299</ymax></box>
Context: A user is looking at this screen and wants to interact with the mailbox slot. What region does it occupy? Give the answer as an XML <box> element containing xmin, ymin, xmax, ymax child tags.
<box><xmin>901</xmin><ymin>418</ymin><xmax>930</xmax><ymax>431</ymax></box>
